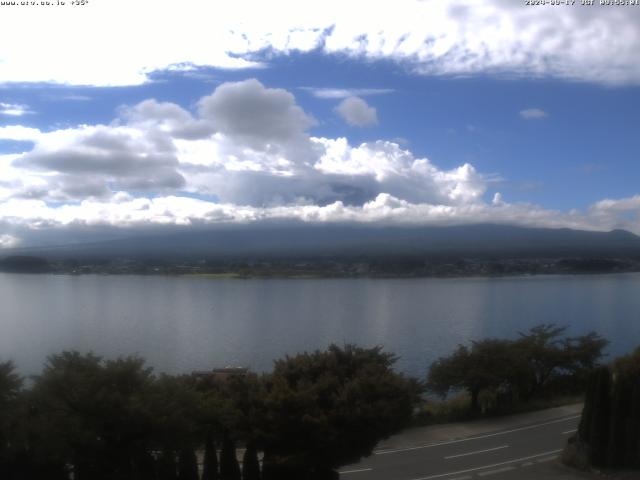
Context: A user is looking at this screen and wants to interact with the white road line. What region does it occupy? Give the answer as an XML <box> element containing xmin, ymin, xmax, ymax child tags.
<box><xmin>444</xmin><ymin>445</ymin><xmax>509</xmax><ymax>460</ymax></box>
<box><xmin>339</xmin><ymin>468</ymin><xmax>373</xmax><ymax>475</ymax></box>
<box><xmin>376</xmin><ymin>416</ymin><xmax>580</xmax><ymax>455</ymax></box>
<box><xmin>408</xmin><ymin>449</ymin><xmax>563</xmax><ymax>480</ymax></box>
<box><xmin>536</xmin><ymin>455</ymin><xmax>559</xmax><ymax>463</ymax></box>
<box><xmin>477</xmin><ymin>466</ymin><xmax>516</xmax><ymax>477</ymax></box>
<box><xmin>521</xmin><ymin>462</ymin><xmax>534</xmax><ymax>467</ymax></box>
<box><xmin>449</xmin><ymin>476</ymin><xmax>472</xmax><ymax>480</ymax></box>
<box><xmin>562</xmin><ymin>429</ymin><xmax>577</xmax><ymax>435</ymax></box>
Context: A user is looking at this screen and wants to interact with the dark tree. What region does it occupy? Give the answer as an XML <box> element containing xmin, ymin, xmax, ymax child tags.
<box><xmin>428</xmin><ymin>340</ymin><xmax>526</xmax><ymax>414</ymax></box>
<box><xmin>157</xmin><ymin>450</ymin><xmax>179</xmax><ymax>480</ymax></box>
<box><xmin>29</xmin><ymin>352</ymin><xmax>158</xmax><ymax>480</ymax></box>
<box><xmin>242</xmin><ymin>442</ymin><xmax>260</xmax><ymax>480</ymax></box>
<box><xmin>429</xmin><ymin>325</ymin><xmax>609</xmax><ymax>415</ymax></box>
<box><xmin>261</xmin><ymin>344</ymin><xmax>420</xmax><ymax>478</ymax></box>
<box><xmin>0</xmin><ymin>362</ymin><xmax>23</xmax><ymax>480</ymax></box>
<box><xmin>517</xmin><ymin>325</ymin><xmax>608</xmax><ymax>398</ymax></box>
<box><xmin>178</xmin><ymin>447</ymin><xmax>199</xmax><ymax>480</ymax></box>
<box><xmin>606</xmin><ymin>374</ymin><xmax>632</xmax><ymax>467</ymax></box>
<box><xmin>220</xmin><ymin>432</ymin><xmax>241</xmax><ymax>480</ymax></box>
<box><xmin>516</xmin><ymin>324</ymin><xmax>568</xmax><ymax>397</ymax></box>
<box><xmin>202</xmin><ymin>431</ymin><xmax>219</xmax><ymax>480</ymax></box>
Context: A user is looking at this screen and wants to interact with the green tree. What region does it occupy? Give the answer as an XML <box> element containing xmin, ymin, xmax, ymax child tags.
<box><xmin>428</xmin><ymin>340</ymin><xmax>526</xmax><ymax>414</ymax></box>
<box><xmin>0</xmin><ymin>361</ymin><xmax>23</xmax><ymax>479</ymax></box>
<box><xmin>29</xmin><ymin>351</ymin><xmax>159</xmax><ymax>480</ymax></box>
<box><xmin>261</xmin><ymin>344</ymin><xmax>420</xmax><ymax>479</ymax></box>
<box><xmin>515</xmin><ymin>324</ymin><xmax>568</xmax><ymax>397</ymax></box>
<box><xmin>516</xmin><ymin>325</ymin><xmax>608</xmax><ymax>398</ymax></box>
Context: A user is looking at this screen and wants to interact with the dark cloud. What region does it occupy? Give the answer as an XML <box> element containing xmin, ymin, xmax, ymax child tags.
<box><xmin>198</xmin><ymin>79</ymin><xmax>316</xmax><ymax>150</ymax></box>
<box><xmin>120</xmin><ymin>99</ymin><xmax>215</xmax><ymax>140</ymax></box>
<box><xmin>12</xmin><ymin>127</ymin><xmax>186</xmax><ymax>199</ymax></box>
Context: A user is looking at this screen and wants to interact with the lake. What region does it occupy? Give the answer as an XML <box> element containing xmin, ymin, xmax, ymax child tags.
<box><xmin>1</xmin><ymin>272</ymin><xmax>639</xmax><ymax>378</ymax></box>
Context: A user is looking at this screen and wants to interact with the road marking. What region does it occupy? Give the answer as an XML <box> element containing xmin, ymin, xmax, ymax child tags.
<box><xmin>536</xmin><ymin>455</ymin><xmax>559</xmax><ymax>463</ymax></box>
<box><xmin>449</xmin><ymin>477</ymin><xmax>472</xmax><ymax>480</ymax></box>
<box><xmin>477</xmin><ymin>466</ymin><xmax>516</xmax><ymax>477</ymax></box>
<box><xmin>562</xmin><ymin>429</ymin><xmax>577</xmax><ymax>435</ymax></box>
<box><xmin>408</xmin><ymin>449</ymin><xmax>563</xmax><ymax>480</ymax></box>
<box><xmin>521</xmin><ymin>462</ymin><xmax>534</xmax><ymax>467</ymax></box>
<box><xmin>376</xmin><ymin>416</ymin><xmax>580</xmax><ymax>455</ymax></box>
<box><xmin>339</xmin><ymin>468</ymin><xmax>373</xmax><ymax>475</ymax></box>
<box><xmin>444</xmin><ymin>445</ymin><xmax>509</xmax><ymax>460</ymax></box>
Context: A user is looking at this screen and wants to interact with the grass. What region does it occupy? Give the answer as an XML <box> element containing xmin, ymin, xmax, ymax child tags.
<box><xmin>411</xmin><ymin>391</ymin><xmax>584</xmax><ymax>427</ymax></box>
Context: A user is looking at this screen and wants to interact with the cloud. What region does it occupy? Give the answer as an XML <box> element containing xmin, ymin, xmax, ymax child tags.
<box><xmin>42</xmin><ymin>94</ymin><xmax>92</xmax><ymax>102</ymax></box>
<box><xmin>11</xmin><ymin>125</ymin><xmax>186</xmax><ymax>200</ymax></box>
<box><xmin>198</xmin><ymin>79</ymin><xmax>316</xmax><ymax>147</ymax></box>
<box><xmin>1</xmin><ymin>79</ymin><xmax>640</xmax><ymax>244</ymax></box>
<box><xmin>119</xmin><ymin>99</ymin><xmax>214</xmax><ymax>140</ymax></box>
<box><xmin>0</xmin><ymin>103</ymin><xmax>32</xmax><ymax>116</ymax></box>
<box><xmin>0</xmin><ymin>125</ymin><xmax>42</xmax><ymax>141</ymax></box>
<box><xmin>334</xmin><ymin>97</ymin><xmax>378</xmax><ymax>127</ymax></box>
<box><xmin>3</xmin><ymin>191</ymin><xmax>640</xmax><ymax>244</ymax></box>
<box><xmin>1</xmin><ymin>1</ymin><xmax>639</xmax><ymax>86</ymax></box>
<box><xmin>0</xmin><ymin>234</ymin><xmax>19</xmax><ymax>248</ymax></box>
<box><xmin>519</xmin><ymin>108</ymin><xmax>548</xmax><ymax>120</ymax></box>
<box><xmin>301</xmin><ymin>87</ymin><xmax>394</xmax><ymax>99</ymax></box>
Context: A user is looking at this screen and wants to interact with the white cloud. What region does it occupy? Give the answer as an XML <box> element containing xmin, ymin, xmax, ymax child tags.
<box><xmin>1</xmin><ymin>79</ymin><xmax>640</xmax><ymax>243</ymax></box>
<box><xmin>0</xmin><ymin>103</ymin><xmax>32</xmax><ymax>116</ymax></box>
<box><xmin>519</xmin><ymin>108</ymin><xmax>548</xmax><ymax>120</ymax></box>
<box><xmin>0</xmin><ymin>125</ymin><xmax>42</xmax><ymax>141</ymax></box>
<box><xmin>0</xmin><ymin>234</ymin><xmax>19</xmax><ymax>248</ymax></box>
<box><xmin>2</xmin><ymin>192</ymin><xmax>639</xmax><ymax>240</ymax></box>
<box><xmin>301</xmin><ymin>87</ymin><xmax>394</xmax><ymax>99</ymax></box>
<box><xmin>334</xmin><ymin>96</ymin><xmax>378</xmax><ymax>127</ymax></box>
<box><xmin>1</xmin><ymin>1</ymin><xmax>639</xmax><ymax>86</ymax></box>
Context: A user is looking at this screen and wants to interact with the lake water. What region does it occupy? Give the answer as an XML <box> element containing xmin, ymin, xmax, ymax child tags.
<box><xmin>1</xmin><ymin>272</ymin><xmax>639</xmax><ymax>379</ymax></box>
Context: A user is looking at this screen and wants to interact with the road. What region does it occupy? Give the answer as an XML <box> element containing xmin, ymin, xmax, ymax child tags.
<box><xmin>339</xmin><ymin>405</ymin><xmax>589</xmax><ymax>480</ymax></box>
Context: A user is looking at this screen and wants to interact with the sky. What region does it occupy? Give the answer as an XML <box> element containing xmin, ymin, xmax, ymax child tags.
<box><xmin>1</xmin><ymin>0</ymin><xmax>639</xmax><ymax>247</ymax></box>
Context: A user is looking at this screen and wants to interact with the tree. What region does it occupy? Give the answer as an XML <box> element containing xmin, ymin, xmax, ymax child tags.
<box><xmin>576</xmin><ymin>348</ymin><xmax>640</xmax><ymax>469</ymax></box>
<box><xmin>260</xmin><ymin>344</ymin><xmax>421</xmax><ymax>479</ymax></box>
<box><xmin>428</xmin><ymin>340</ymin><xmax>526</xmax><ymax>414</ymax></box>
<box><xmin>515</xmin><ymin>324</ymin><xmax>568</xmax><ymax>397</ymax></box>
<box><xmin>0</xmin><ymin>361</ymin><xmax>23</xmax><ymax>479</ymax></box>
<box><xmin>157</xmin><ymin>450</ymin><xmax>179</xmax><ymax>480</ymax></box>
<box><xmin>29</xmin><ymin>351</ymin><xmax>161</xmax><ymax>480</ymax></box>
<box><xmin>201</xmin><ymin>431</ymin><xmax>219</xmax><ymax>480</ymax></box>
<box><xmin>220</xmin><ymin>431</ymin><xmax>241</xmax><ymax>480</ymax></box>
<box><xmin>178</xmin><ymin>447</ymin><xmax>199</xmax><ymax>480</ymax></box>
<box><xmin>516</xmin><ymin>325</ymin><xmax>608</xmax><ymax>398</ymax></box>
<box><xmin>242</xmin><ymin>442</ymin><xmax>260</xmax><ymax>480</ymax></box>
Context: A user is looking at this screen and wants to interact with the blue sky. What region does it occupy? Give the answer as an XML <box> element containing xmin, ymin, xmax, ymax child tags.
<box><xmin>0</xmin><ymin>0</ymin><xmax>639</xmax><ymax>246</ymax></box>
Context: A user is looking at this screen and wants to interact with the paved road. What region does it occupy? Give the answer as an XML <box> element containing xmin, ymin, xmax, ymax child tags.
<box><xmin>339</xmin><ymin>405</ymin><xmax>587</xmax><ymax>480</ymax></box>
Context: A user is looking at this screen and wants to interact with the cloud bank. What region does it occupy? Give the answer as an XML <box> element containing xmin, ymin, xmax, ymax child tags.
<box><xmin>1</xmin><ymin>0</ymin><xmax>639</xmax><ymax>86</ymax></box>
<box><xmin>1</xmin><ymin>78</ymin><xmax>640</xmax><ymax>247</ymax></box>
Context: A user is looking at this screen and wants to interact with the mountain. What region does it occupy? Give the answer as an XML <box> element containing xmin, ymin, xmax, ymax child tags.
<box><xmin>6</xmin><ymin>224</ymin><xmax>640</xmax><ymax>261</ymax></box>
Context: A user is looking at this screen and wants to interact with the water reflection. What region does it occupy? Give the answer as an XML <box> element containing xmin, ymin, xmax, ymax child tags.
<box><xmin>1</xmin><ymin>273</ymin><xmax>639</xmax><ymax>378</ymax></box>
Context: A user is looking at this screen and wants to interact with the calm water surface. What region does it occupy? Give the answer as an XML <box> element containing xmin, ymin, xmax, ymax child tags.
<box><xmin>1</xmin><ymin>273</ymin><xmax>639</xmax><ymax>378</ymax></box>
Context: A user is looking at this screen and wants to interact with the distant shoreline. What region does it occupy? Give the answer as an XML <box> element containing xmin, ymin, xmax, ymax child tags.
<box><xmin>3</xmin><ymin>266</ymin><xmax>640</xmax><ymax>281</ymax></box>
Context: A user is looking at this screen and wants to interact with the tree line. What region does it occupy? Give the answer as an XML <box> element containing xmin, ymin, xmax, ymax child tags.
<box><xmin>0</xmin><ymin>325</ymin><xmax>625</xmax><ymax>479</ymax></box>
<box><xmin>426</xmin><ymin>324</ymin><xmax>609</xmax><ymax>415</ymax></box>
<box><xmin>0</xmin><ymin>345</ymin><xmax>420</xmax><ymax>480</ymax></box>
